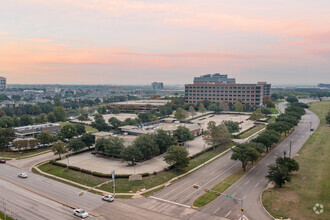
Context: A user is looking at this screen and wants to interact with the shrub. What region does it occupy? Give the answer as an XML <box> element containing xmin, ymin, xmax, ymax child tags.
<box><xmin>68</xmin><ymin>166</ymin><xmax>81</xmax><ymax>171</ymax></box>
<box><xmin>81</xmin><ymin>169</ymin><xmax>92</xmax><ymax>174</ymax></box>
<box><xmin>51</xmin><ymin>161</ymin><xmax>68</xmax><ymax>168</ymax></box>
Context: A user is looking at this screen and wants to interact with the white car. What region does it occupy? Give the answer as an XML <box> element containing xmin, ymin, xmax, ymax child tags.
<box><xmin>18</xmin><ymin>173</ymin><xmax>28</xmax><ymax>178</ymax></box>
<box><xmin>102</xmin><ymin>195</ymin><xmax>114</xmax><ymax>202</ymax></box>
<box><xmin>73</xmin><ymin>209</ymin><xmax>89</xmax><ymax>218</ymax></box>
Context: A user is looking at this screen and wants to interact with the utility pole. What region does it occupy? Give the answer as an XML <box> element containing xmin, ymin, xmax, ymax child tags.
<box><xmin>203</xmin><ymin>144</ymin><xmax>206</xmax><ymax>165</ymax></box>
<box><xmin>289</xmin><ymin>141</ymin><xmax>292</xmax><ymax>158</ymax></box>
<box><xmin>112</xmin><ymin>170</ymin><xmax>116</xmax><ymax>197</ymax></box>
<box><xmin>133</xmin><ymin>158</ymin><xmax>136</xmax><ymax>175</ymax></box>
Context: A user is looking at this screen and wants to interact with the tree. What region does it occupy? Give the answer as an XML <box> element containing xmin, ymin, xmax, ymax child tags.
<box><xmin>198</xmin><ymin>103</ymin><xmax>207</xmax><ymax>115</ymax></box>
<box><xmin>19</xmin><ymin>114</ymin><xmax>34</xmax><ymax>126</ymax></box>
<box><xmin>11</xmin><ymin>95</ymin><xmax>21</xmax><ymax>102</ymax></box>
<box><xmin>174</xmin><ymin>126</ymin><xmax>194</xmax><ymax>145</ymax></box>
<box><xmin>208</xmin><ymin>104</ymin><xmax>222</xmax><ymax>114</ymax></box>
<box><xmin>175</xmin><ymin>108</ymin><xmax>189</xmax><ymax>120</ymax></box>
<box><xmin>60</xmin><ymin>124</ymin><xmax>78</xmax><ymax>139</ymax></box>
<box><xmin>203</xmin><ymin>121</ymin><xmax>232</xmax><ymax>150</ymax></box>
<box><xmin>189</xmin><ymin>106</ymin><xmax>196</xmax><ymax>118</ymax></box>
<box><xmin>0</xmin><ymin>116</ymin><xmax>14</xmax><ymax>128</ymax></box>
<box><xmin>75</xmin><ymin>124</ymin><xmax>86</xmax><ymax>135</ymax></box>
<box><xmin>266</xmin><ymin>164</ymin><xmax>291</xmax><ymax>188</ymax></box>
<box><xmin>91</xmin><ymin>114</ymin><xmax>111</xmax><ymax>131</ymax></box>
<box><xmin>53</xmin><ymin>106</ymin><xmax>66</xmax><ymax>122</ymax></box>
<box><xmin>52</xmin><ymin>141</ymin><xmax>67</xmax><ymax>159</ymax></box>
<box><xmin>133</xmin><ymin>134</ymin><xmax>159</xmax><ymax>160</ymax></box>
<box><xmin>222</xmin><ymin>120</ymin><xmax>240</xmax><ymax>133</ymax></box>
<box><xmin>95</xmin><ymin>138</ymin><xmax>109</xmax><ymax>153</ymax></box>
<box><xmin>159</xmin><ymin>107</ymin><xmax>173</xmax><ymax>116</ymax></box>
<box><xmin>121</xmin><ymin>145</ymin><xmax>143</xmax><ymax>165</ymax></box>
<box><xmin>220</xmin><ymin>101</ymin><xmax>230</xmax><ymax>111</ymax></box>
<box><xmin>47</xmin><ymin>112</ymin><xmax>56</xmax><ymax>123</ymax></box>
<box><xmin>164</xmin><ymin>146</ymin><xmax>189</xmax><ymax>170</ymax></box>
<box><xmin>286</xmin><ymin>95</ymin><xmax>298</xmax><ymax>103</ymax></box>
<box><xmin>138</xmin><ymin>112</ymin><xmax>153</xmax><ymax>123</ymax></box>
<box><xmin>263</xmin><ymin>98</ymin><xmax>275</xmax><ymax>108</ymax></box>
<box><xmin>108</xmin><ymin>117</ymin><xmax>121</xmax><ymax>130</ymax></box>
<box><xmin>13</xmin><ymin>139</ymin><xmax>29</xmax><ymax>151</ymax></box>
<box><xmin>67</xmin><ymin>138</ymin><xmax>85</xmax><ymax>152</ymax></box>
<box><xmin>81</xmin><ymin>133</ymin><xmax>95</xmax><ymax>149</ymax></box>
<box><xmin>0</xmin><ymin>128</ymin><xmax>15</xmax><ymax>151</ymax></box>
<box><xmin>249</xmin><ymin>109</ymin><xmax>264</xmax><ymax>120</ymax></box>
<box><xmin>252</xmin><ymin>130</ymin><xmax>280</xmax><ymax>152</ymax></box>
<box><xmin>267</xmin><ymin>121</ymin><xmax>293</xmax><ymax>136</ymax></box>
<box><xmin>97</xmin><ymin>105</ymin><xmax>107</xmax><ymax>114</ymax></box>
<box><xmin>326</xmin><ymin>110</ymin><xmax>330</xmax><ymax>124</ymax></box>
<box><xmin>234</xmin><ymin>100</ymin><xmax>244</xmax><ymax>113</ymax></box>
<box><xmin>271</xmin><ymin>93</ymin><xmax>280</xmax><ymax>101</ymax></box>
<box><xmin>104</xmin><ymin>137</ymin><xmax>125</xmax><ymax>157</ymax></box>
<box><xmin>78</xmin><ymin>113</ymin><xmax>88</xmax><ymax>121</ymax></box>
<box><xmin>155</xmin><ymin>130</ymin><xmax>176</xmax><ymax>154</ymax></box>
<box><xmin>231</xmin><ymin>143</ymin><xmax>260</xmax><ymax>171</ymax></box>
<box><xmin>37</xmin><ymin>132</ymin><xmax>52</xmax><ymax>144</ymax></box>
<box><xmin>112</xmin><ymin>107</ymin><xmax>120</xmax><ymax>114</ymax></box>
<box><xmin>276</xmin><ymin>157</ymin><xmax>299</xmax><ymax>172</ymax></box>
<box><xmin>151</xmin><ymin>115</ymin><xmax>158</xmax><ymax>121</ymax></box>
<box><xmin>261</xmin><ymin>108</ymin><xmax>272</xmax><ymax>115</ymax></box>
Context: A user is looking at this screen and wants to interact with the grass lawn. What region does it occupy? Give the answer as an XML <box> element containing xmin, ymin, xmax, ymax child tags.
<box><xmin>0</xmin><ymin>147</ymin><xmax>51</xmax><ymax>159</ymax></box>
<box><xmin>0</xmin><ymin>212</ymin><xmax>14</xmax><ymax>220</ymax></box>
<box><xmin>239</xmin><ymin>124</ymin><xmax>266</xmax><ymax>139</ymax></box>
<box><xmin>269</xmin><ymin>107</ymin><xmax>279</xmax><ymax>114</ymax></box>
<box><xmin>274</xmin><ymin>100</ymin><xmax>285</xmax><ymax>105</ymax></box>
<box><xmin>58</xmin><ymin>121</ymin><xmax>98</xmax><ymax>133</ymax></box>
<box><xmin>38</xmin><ymin>146</ymin><xmax>229</xmax><ymax>193</ymax></box>
<box><xmin>141</xmin><ymin>186</ymin><xmax>165</xmax><ymax>197</ymax></box>
<box><xmin>267</xmin><ymin>116</ymin><xmax>276</xmax><ymax>124</ymax></box>
<box><xmin>262</xmin><ymin>101</ymin><xmax>330</xmax><ymax>220</ymax></box>
<box><xmin>193</xmin><ymin>168</ymin><xmax>244</xmax><ymax>207</ymax></box>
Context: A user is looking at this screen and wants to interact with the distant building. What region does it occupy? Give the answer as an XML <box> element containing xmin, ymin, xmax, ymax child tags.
<box><xmin>317</xmin><ymin>83</ymin><xmax>330</xmax><ymax>89</ymax></box>
<box><xmin>0</xmin><ymin>77</ymin><xmax>6</xmax><ymax>90</ymax></box>
<box><xmin>108</xmin><ymin>100</ymin><xmax>170</xmax><ymax>112</ymax></box>
<box><xmin>14</xmin><ymin>123</ymin><xmax>62</xmax><ymax>139</ymax></box>
<box><xmin>151</xmin><ymin>82</ymin><xmax>164</xmax><ymax>90</ymax></box>
<box><xmin>46</xmin><ymin>87</ymin><xmax>61</xmax><ymax>93</ymax></box>
<box><xmin>185</xmin><ymin>73</ymin><xmax>271</xmax><ymax>107</ymax></box>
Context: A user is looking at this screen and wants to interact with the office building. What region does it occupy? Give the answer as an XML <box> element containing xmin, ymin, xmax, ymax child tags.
<box><xmin>108</xmin><ymin>100</ymin><xmax>170</xmax><ymax>112</ymax></box>
<box><xmin>0</xmin><ymin>77</ymin><xmax>6</xmax><ymax>90</ymax></box>
<box><xmin>185</xmin><ymin>73</ymin><xmax>271</xmax><ymax>107</ymax></box>
<box><xmin>151</xmin><ymin>82</ymin><xmax>164</xmax><ymax>90</ymax></box>
<box><xmin>14</xmin><ymin>123</ymin><xmax>62</xmax><ymax>139</ymax></box>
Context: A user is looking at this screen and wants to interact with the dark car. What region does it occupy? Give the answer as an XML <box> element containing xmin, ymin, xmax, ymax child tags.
<box><xmin>0</xmin><ymin>159</ymin><xmax>6</xmax><ymax>163</ymax></box>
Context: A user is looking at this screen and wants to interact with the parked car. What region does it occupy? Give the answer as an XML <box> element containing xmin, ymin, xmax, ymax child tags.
<box><xmin>73</xmin><ymin>209</ymin><xmax>89</xmax><ymax>218</ymax></box>
<box><xmin>102</xmin><ymin>195</ymin><xmax>114</xmax><ymax>202</ymax></box>
<box><xmin>18</xmin><ymin>173</ymin><xmax>28</xmax><ymax>178</ymax></box>
<box><xmin>0</xmin><ymin>159</ymin><xmax>6</xmax><ymax>163</ymax></box>
<box><xmin>310</xmin><ymin>128</ymin><xmax>314</xmax><ymax>131</ymax></box>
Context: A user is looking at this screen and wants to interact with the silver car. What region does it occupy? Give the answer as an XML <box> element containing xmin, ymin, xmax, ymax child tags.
<box><xmin>18</xmin><ymin>173</ymin><xmax>28</xmax><ymax>178</ymax></box>
<box><xmin>73</xmin><ymin>209</ymin><xmax>89</xmax><ymax>218</ymax></box>
<box><xmin>102</xmin><ymin>195</ymin><xmax>114</xmax><ymax>202</ymax></box>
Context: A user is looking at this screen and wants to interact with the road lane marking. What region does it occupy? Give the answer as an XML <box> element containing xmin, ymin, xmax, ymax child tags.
<box><xmin>149</xmin><ymin>196</ymin><xmax>191</xmax><ymax>209</ymax></box>
<box><xmin>225</xmin><ymin>210</ymin><xmax>232</xmax><ymax>217</ymax></box>
<box><xmin>159</xmin><ymin>180</ymin><xmax>192</xmax><ymax>198</ymax></box>
<box><xmin>255</xmin><ymin>182</ymin><xmax>260</xmax><ymax>188</ymax></box>
<box><xmin>244</xmin><ymin>180</ymin><xmax>250</xmax><ymax>185</ymax></box>
<box><xmin>213</xmin><ymin>207</ymin><xmax>220</xmax><ymax>214</ymax></box>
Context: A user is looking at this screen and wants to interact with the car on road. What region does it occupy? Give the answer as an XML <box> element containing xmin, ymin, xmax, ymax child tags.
<box><xmin>18</xmin><ymin>173</ymin><xmax>28</xmax><ymax>178</ymax></box>
<box><xmin>0</xmin><ymin>159</ymin><xmax>6</xmax><ymax>163</ymax></box>
<box><xmin>310</xmin><ymin>128</ymin><xmax>314</xmax><ymax>131</ymax></box>
<box><xmin>73</xmin><ymin>209</ymin><xmax>89</xmax><ymax>218</ymax></box>
<box><xmin>102</xmin><ymin>195</ymin><xmax>114</xmax><ymax>202</ymax></box>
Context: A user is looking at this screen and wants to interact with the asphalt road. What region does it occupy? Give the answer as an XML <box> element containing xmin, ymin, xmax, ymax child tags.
<box><xmin>200</xmin><ymin>108</ymin><xmax>320</xmax><ymax>220</ymax></box>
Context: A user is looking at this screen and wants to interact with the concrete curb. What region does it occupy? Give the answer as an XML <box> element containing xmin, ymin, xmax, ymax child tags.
<box><xmin>260</xmin><ymin>184</ymin><xmax>276</xmax><ymax>220</ymax></box>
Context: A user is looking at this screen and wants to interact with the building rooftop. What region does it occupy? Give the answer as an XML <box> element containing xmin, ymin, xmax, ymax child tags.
<box><xmin>14</xmin><ymin>123</ymin><xmax>61</xmax><ymax>132</ymax></box>
<box><xmin>111</xmin><ymin>100</ymin><xmax>170</xmax><ymax>105</ymax></box>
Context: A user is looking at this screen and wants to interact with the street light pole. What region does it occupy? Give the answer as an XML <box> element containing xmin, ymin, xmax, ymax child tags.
<box><xmin>289</xmin><ymin>141</ymin><xmax>292</xmax><ymax>158</ymax></box>
<box><xmin>133</xmin><ymin>158</ymin><xmax>136</xmax><ymax>175</ymax></box>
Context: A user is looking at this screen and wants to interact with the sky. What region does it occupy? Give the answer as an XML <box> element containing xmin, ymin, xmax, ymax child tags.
<box><xmin>0</xmin><ymin>0</ymin><xmax>330</xmax><ymax>85</ymax></box>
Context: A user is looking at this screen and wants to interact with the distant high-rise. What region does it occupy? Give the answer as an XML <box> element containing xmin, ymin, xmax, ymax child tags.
<box><xmin>0</xmin><ymin>77</ymin><xmax>6</xmax><ymax>90</ymax></box>
<box><xmin>151</xmin><ymin>82</ymin><xmax>164</xmax><ymax>90</ymax></box>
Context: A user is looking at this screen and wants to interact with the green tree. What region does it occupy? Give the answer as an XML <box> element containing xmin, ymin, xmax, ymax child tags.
<box><xmin>189</xmin><ymin>106</ymin><xmax>196</xmax><ymax>118</ymax></box>
<box><xmin>249</xmin><ymin>109</ymin><xmax>264</xmax><ymax>120</ymax></box>
<box><xmin>52</xmin><ymin>141</ymin><xmax>67</xmax><ymax>159</ymax></box>
<box><xmin>159</xmin><ymin>107</ymin><xmax>173</xmax><ymax>116</ymax></box>
<box><xmin>155</xmin><ymin>130</ymin><xmax>176</xmax><ymax>154</ymax></box>
<box><xmin>78</xmin><ymin>113</ymin><xmax>88</xmax><ymax>121</ymax></box>
<box><xmin>151</xmin><ymin>115</ymin><xmax>158</xmax><ymax>121</ymax></box>
<box><xmin>174</xmin><ymin>126</ymin><xmax>194</xmax><ymax>145</ymax></box>
<box><xmin>81</xmin><ymin>133</ymin><xmax>95</xmax><ymax>149</ymax></box>
<box><xmin>138</xmin><ymin>112</ymin><xmax>153</xmax><ymax>123</ymax></box>
<box><xmin>112</xmin><ymin>107</ymin><xmax>120</xmax><ymax>114</ymax></box>
<box><xmin>95</xmin><ymin>138</ymin><xmax>109</xmax><ymax>153</ymax></box>
<box><xmin>0</xmin><ymin>116</ymin><xmax>14</xmax><ymax>128</ymax></box>
<box><xmin>175</xmin><ymin>107</ymin><xmax>189</xmax><ymax>120</ymax></box>
<box><xmin>220</xmin><ymin>101</ymin><xmax>230</xmax><ymax>111</ymax></box>
<box><xmin>326</xmin><ymin>110</ymin><xmax>330</xmax><ymax>124</ymax></box>
<box><xmin>97</xmin><ymin>105</ymin><xmax>107</xmax><ymax>114</ymax></box>
<box><xmin>11</xmin><ymin>95</ymin><xmax>21</xmax><ymax>101</ymax></box>
<box><xmin>91</xmin><ymin>114</ymin><xmax>111</xmax><ymax>131</ymax></box>
<box><xmin>47</xmin><ymin>112</ymin><xmax>56</xmax><ymax>123</ymax></box>
<box><xmin>286</xmin><ymin>95</ymin><xmax>298</xmax><ymax>103</ymax></box>
<box><xmin>263</xmin><ymin>98</ymin><xmax>275</xmax><ymax>108</ymax></box>
<box><xmin>121</xmin><ymin>145</ymin><xmax>143</xmax><ymax>165</ymax></box>
<box><xmin>267</xmin><ymin>121</ymin><xmax>293</xmax><ymax>136</ymax></box>
<box><xmin>75</xmin><ymin>124</ymin><xmax>86</xmax><ymax>135</ymax></box>
<box><xmin>234</xmin><ymin>100</ymin><xmax>244</xmax><ymax>112</ymax></box>
<box><xmin>261</xmin><ymin>108</ymin><xmax>272</xmax><ymax>115</ymax></box>
<box><xmin>60</xmin><ymin>124</ymin><xmax>78</xmax><ymax>139</ymax></box>
<box><xmin>108</xmin><ymin>117</ymin><xmax>121</xmax><ymax>130</ymax></box>
<box><xmin>198</xmin><ymin>103</ymin><xmax>207</xmax><ymax>115</ymax></box>
<box><xmin>20</xmin><ymin>114</ymin><xmax>34</xmax><ymax>126</ymax></box>
<box><xmin>37</xmin><ymin>132</ymin><xmax>52</xmax><ymax>144</ymax></box>
<box><xmin>164</xmin><ymin>145</ymin><xmax>189</xmax><ymax>170</ymax></box>
<box><xmin>53</xmin><ymin>106</ymin><xmax>66</xmax><ymax>122</ymax></box>
<box><xmin>252</xmin><ymin>130</ymin><xmax>280</xmax><ymax>152</ymax></box>
<box><xmin>266</xmin><ymin>164</ymin><xmax>291</xmax><ymax>188</ymax></box>
<box><xmin>13</xmin><ymin>139</ymin><xmax>29</xmax><ymax>151</ymax></box>
<box><xmin>276</xmin><ymin>157</ymin><xmax>299</xmax><ymax>172</ymax></box>
<box><xmin>104</xmin><ymin>137</ymin><xmax>125</xmax><ymax>157</ymax></box>
<box><xmin>0</xmin><ymin>128</ymin><xmax>15</xmax><ymax>151</ymax></box>
<box><xmin>231</xmin><ymin>143</ymin><xmax>260</xmax><ymax>171</ymax></box>
<box><xmin>208</xmin><ymin>104</ymin><xmax>222</xmax><ymax>114</ymax></box>
<box><xmin>222</xmin><ymin>120</ymin><xmax>240</xmax><ymax>133</ymax></box>
<box><xmin>133</xmin><ymin>134</ymin><xmax>159</xmax><ymax>160</ymax></box>
<box><xmin>67</xmin><ymin>138</ymin><xmax>85</xmax><ymax>152</ymax></box>
<box><xmin>203</xmin><ymin>121</ymin><xmax>232</xmax><ymax>150</ymax></box>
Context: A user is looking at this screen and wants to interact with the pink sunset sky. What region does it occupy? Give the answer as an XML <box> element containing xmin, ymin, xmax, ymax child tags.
<box><xmin>1</xmin><ymin>0</ymin><xmax>330</xmax><ymax>85</ymax></box>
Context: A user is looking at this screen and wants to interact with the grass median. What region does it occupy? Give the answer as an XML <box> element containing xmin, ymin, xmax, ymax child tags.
<box><xmin>262</xmin><ymin>101</ymin><xmax>330</xmax><ymax>220</ymax></box>
<box><xmin>239</xmin><ymin>124</ymin><xmax>266</xmax><ymax>139</ymax></box>
<box><xmin>0</xmin><ymin>147</ymin><xmax>51</xmax><ymax>159</ymax></box>
<box><xmin>38</xmin><ymin>146</ymin><xmax>229</xmax><ymax>194</ymax></box>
